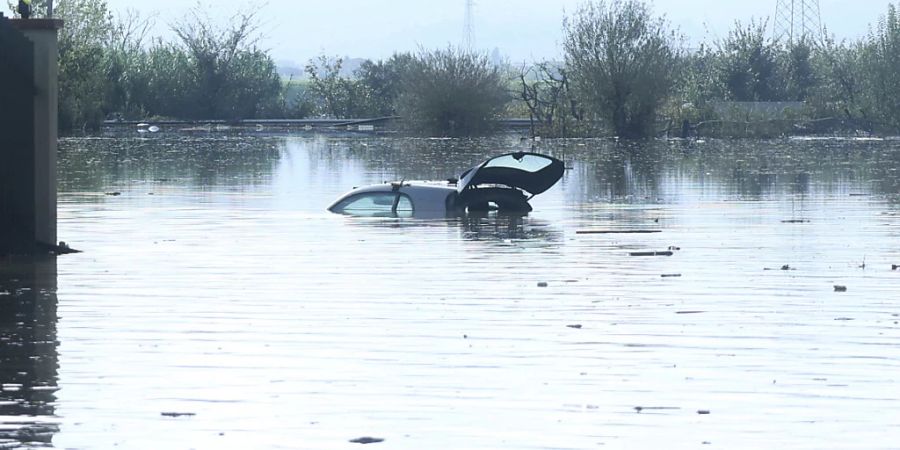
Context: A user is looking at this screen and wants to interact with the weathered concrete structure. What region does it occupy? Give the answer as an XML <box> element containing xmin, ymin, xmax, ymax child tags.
<box><xmin>0</xmin><ymin>17</ymin><xmax>62</xmax><ymax>254</ymax></box>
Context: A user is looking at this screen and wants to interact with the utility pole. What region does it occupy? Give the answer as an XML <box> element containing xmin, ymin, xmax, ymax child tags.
<box><xmin>773</xmin><ymin>0</ymin><xmax>823</xmax><ymax>47</ymax></box>
<box><xmin>463</xmin><ymin>0</ymin><xmax>474</xmax><ymax>51</ymax></box>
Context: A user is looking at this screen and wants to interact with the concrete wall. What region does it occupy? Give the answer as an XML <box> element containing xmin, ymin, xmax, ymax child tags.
<box><xmin>0</xmin><ymin>17</ymin><xmax>35</xmax><ymax>254</ymax></box>
<box><xmin>0</xmin><ymin>18</ymin><xmax>62</xmax><ymax>254</ymax></box>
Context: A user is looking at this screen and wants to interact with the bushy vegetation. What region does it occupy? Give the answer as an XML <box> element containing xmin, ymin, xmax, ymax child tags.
<box><xmin>859</xmin><ymin>4</ymin><xmax>900</xmax><ymax>130</ymax></box>
<box><xmin>303</xmin><ymin>49</ymin><xmax>507</xmax><ymax>136</ymax></box>
<box><xmin>563</xmin><ymin>0</ymin><xmax>680</xmax><ymax>138</ymax></box>
<box><xmin>520</xmin><ymin>0</ymin><xmax>900</xmax><ymax>137</ymax></box>
<box><xmin>8</xmin><ymin>0</ymin><xmax>284</xmax><ymax>130</ymax></box>
<box><xmin>10</xmin><ymin>0</ymin><xmax>900</xmax><ymax>137</ymax></box>
<box><xmin>395</xmin><ymin>48</ymin><xmax>509</xmax><ymax>136</ymax></box>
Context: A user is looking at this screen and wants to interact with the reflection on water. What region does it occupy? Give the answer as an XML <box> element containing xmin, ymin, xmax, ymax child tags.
<box><xmin>343</xmin><ymin>213</ymin><xmax>562</xmax><ymax>247</ymax></box>
<box><xmin>459</xmin><ymin>213</ymin><xmax>563</xmax><ymax>247</ymax></box>
<box><xmin>0</xmin><ymin>257</ymin><xmax>58</xmax><ymax>447</ymax></box>
<box><xmin>49</xmin><ymin>134</ymin><xmax>900</xmax><ymax>449</ymax></box>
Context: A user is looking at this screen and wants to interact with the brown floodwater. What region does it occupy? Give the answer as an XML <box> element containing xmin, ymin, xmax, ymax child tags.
<box><xmin>2</xmin><ymin>133</ymin><xmax>900</xmax><ymax>449</ymax></box>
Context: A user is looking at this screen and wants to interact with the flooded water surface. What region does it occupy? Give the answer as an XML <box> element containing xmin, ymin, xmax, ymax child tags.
<box><xmin>4</xmin><ymin>134</ymin><xmax>900</xmax><ymax>449</ymax></box>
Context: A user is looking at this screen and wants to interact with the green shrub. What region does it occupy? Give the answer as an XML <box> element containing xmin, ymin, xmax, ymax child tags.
<box><xmin>860</xmin><ymin>3</ymin><xmax>900</xmax><ymax>130</ymax></box>
<box><xmin>563</xmin><ymin>0</ymin><xmax>680</xmax><ymax>138</ymax></box>
<box><xmin>396</xmin><ymin>48</ymin><xmax>510</xmax><ymax>136</ymax></box>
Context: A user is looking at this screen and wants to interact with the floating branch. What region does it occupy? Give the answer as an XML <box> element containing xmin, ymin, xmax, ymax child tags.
<box><xmin>630</xmin><ymin>251</ymin><xmax>673</xmax><ymax>256</ymax></box>
<box><xmin>577</xmin><ymin>229</ymin><xmax>662</xmax><ymax>234</ymax></box>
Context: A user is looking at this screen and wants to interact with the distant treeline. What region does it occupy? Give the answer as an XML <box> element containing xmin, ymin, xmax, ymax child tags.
<box><xmin>10</xmin><ymin>0</ymin><xmax>900</xmax><ymax>137</ymax></box>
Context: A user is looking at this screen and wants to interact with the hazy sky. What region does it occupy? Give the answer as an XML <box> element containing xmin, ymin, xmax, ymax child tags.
<box><xmin>107</xmin><ymin>0</ymin><xmax>889</xmax><ymax>64</ymax></box>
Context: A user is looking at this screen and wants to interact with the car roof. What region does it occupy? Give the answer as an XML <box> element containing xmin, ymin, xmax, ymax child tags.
<box><xmin>327</xmin><ymin>182</ymin><xmax>457</xmax><ymax>213</ymax></box>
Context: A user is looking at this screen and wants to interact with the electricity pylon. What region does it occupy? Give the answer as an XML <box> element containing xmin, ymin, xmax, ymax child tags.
<box><xmin>773</xmin><ymin>0</ymin><xmax>824</xmax><ymax>46</ymax></box>
<box><xmin>463</xmin><ymin>0</ymin><xmax>475</xmax><ymax>51</ymax></box>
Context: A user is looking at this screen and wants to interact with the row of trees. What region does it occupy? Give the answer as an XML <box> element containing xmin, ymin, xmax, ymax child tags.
<box><xmin>303</xmin><ymin>51</ymin><xmax>508</xmax><ymax>136</ymax></box>
<box><xmin>300</xmin><ymin>0</ymin><xmax>900</xmax><ymax>137</ymax></box>
<box><xmin>8</xmin><ymin>0</ymin><xmax>283</xmax><ymax>130</ymax></box>
<box><xmin>522</xmin><ymin>1</ymin><xmax>900</xmax><ymax>137</ymax></box>
<box><xmin>9</xmin><ymin>0</ymin><xmax>900</xmax><ymax>137</ymax></box>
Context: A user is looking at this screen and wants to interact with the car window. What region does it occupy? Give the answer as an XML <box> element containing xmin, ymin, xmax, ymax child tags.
<box><xmin>396</xmin><ymin>195</ymin><xmax>413</xmax><ymax>212</ymax></box>
<box><xmin>483</xmin><ymin>154</ymin><xmax>552</xmax><ymax>172</ymax></box>
<box><xmin>333</xmin><ymin>192</ymin><xmax>413</xmax><ymax>216</ymax></box>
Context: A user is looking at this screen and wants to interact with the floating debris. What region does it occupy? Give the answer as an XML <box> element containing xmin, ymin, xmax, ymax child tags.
<box><xmin>634</xmin><ymin>406</ymin><xmax>681</xmax><ymax>413</ymax></box>
<box><xmin>160</xmin><ymin>412</ymin><xmax>195</xmax><ymax>417</ymax></box>
<box><xmin>781</xmin><ymin>219</ymin><xmax>810</xmax><ymax>223</ymax></box>
<box><xmin>834</xmin><ymin>285</ymin><xmax>848</xmax><ymax>292</ymax></box>
<box><xmin>667</xmin><ymin>246</ymin><xmax>681</xmax><ymax>251</ymax></box>
<box><xmin>676</xmin><ymin>311</ymin><xmax>705</xmax><ymax>314</ymax></box>
<box><xmin>661</xmin><ymin>273</ymin><xmax>682</xmax><ymax>278</ymax></box>
<box><xmin>834</xmin><ymin>317</ymin><xmax>854</xmax><ymax>321</ymax></box>
<box><xmin>576</xmin><ymin>230</ymin><xmax>662</xmax><ymax>234</ymax></box>
<box><xmin>537</xmin><ymin>282</ymin><xmax>548</xmax><ymax>287</ymax></box>
<box><xmin>697</xmin><ymin>410</ymin><xmax>711</xmax><ymax>415</ymax></box>
<box><xmin>104</xmin><ymin>192</ymin><xmax>121</xmax><ymax>196</ymax></box>
<box><xmin>764</xmin><ymin>264</ymin><xmax>795</xmax><ymax>271</ymax></box>
<box><xmin>566</xmin><ymin>324</ymin><xmax>583</xmax><ymax>329</ymax></box>
<box><xmin>893</xmin><ymin>264</ymin><xmax>898</xmax><ymax>271</ymax></box>
<box><xmin>630</xmin><ymin>251</ymin><xmax>673</xmax><ymax>257</ymax></box>
<box><xmin>349</xmin><ymin>437</ymin><xmax>384</xmax><ymax>444</ymax></box>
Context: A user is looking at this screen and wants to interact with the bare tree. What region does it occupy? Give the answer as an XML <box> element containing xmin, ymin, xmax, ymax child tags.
<box><xmin>519</xmin><ymin>61</ymin><xmax>584</xmax><ymax>137</ymax></box>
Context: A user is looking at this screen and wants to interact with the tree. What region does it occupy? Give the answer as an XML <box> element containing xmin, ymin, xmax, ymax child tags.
<box><xmin>6</xmin><ymin>0</ymin><xmax>47</xmax><ymax>17</ymax></box>
<box><xmin>395</xmin><ymin>47</ymin><xmax>509</xmax><ymax>136</ymax></box>
<box><xmin>104</xmin><ymin>9</ymin><xmax>154</xmax><ymax>119</ymax></box>
<box><xmin>139</xmin><ymin>41</ymin><xmax>196</xmax><ymax>117</ymax></box>
<box><xmin>815</xmin><ymin>36</ymin><xmax>866</xmax><ymax>123</ymax></box>
<box><xmin>859</xmin><ymin>3</ymin><xmax>900</xmax><ymax>129</ymax></box>
<box><xmin>715</xmin><ymin>20</ymin><xmax>782</xmax><ymax>101</ymax></box>
<box><xmin>170</xmin><ymin>6</ymin><xmax>281</xmax><ymax>120</ymax></box>
<box><xmin>563</xmin><ymin>0</ymin><xmax>680</xmax><ymax>138</ymax></box>
<box><xmin>784</xmin><ymin>40</ymin><xmax>816</xmax><ymax>101</ymax></box>
<box><xmin>305</xmin><ymin>55</ymin><xmax>372</xmax><ymax>118</ymax></box>
<box><xmin>355</xmin><ymin>53</ymin><xmax>414</xmax><ymax>117</ymax></box>
<box><xmin>55</xmin><ymin>0</ymin><xmax>114</xmax><ymax>130</ymax></box>
<box><xmin>518</xmin><ymin>61</ymin><xmax>583</xmax><ymax>137</ymax></box>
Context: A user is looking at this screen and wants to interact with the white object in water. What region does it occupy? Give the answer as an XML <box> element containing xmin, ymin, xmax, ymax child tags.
<box><xmin>148</xmin><ymin>125</ymin><xmax>160</xmax><ymax>133</ymax></box>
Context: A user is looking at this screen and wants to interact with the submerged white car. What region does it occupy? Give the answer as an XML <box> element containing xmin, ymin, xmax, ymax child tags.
<box><xmin>328</xmin><ymin>152</ymin><xmax>564</xmax><ymax>217</ymax></box>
